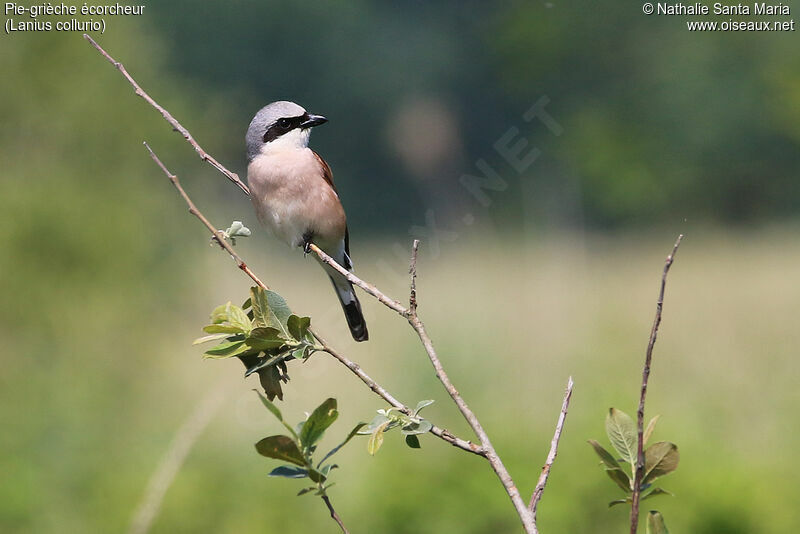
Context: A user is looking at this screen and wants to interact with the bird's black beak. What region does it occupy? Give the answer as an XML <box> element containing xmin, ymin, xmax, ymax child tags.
<box><xmin>300</xmin><ymin>113</ymin><xmax>328</xmax><ymax>128</ymax></box>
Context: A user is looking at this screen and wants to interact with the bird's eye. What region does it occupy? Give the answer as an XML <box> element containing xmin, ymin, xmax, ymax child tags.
<box><xmin>278</xmin><ymin>118</ymin><xmax>290</xmax><ymax>128</ymax></box>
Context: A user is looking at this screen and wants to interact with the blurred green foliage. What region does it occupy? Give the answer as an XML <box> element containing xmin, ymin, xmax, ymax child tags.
<box><xmin>490</xmin><ymin>2</ymin><xmax>800</xmax><ymax>226</ymax></box>
<box><xmin>2</xmin><ymin>1</ymin><xmax>800</xmax><ymax>533</ymax></box>
<box><xmin>145</xmin><ymin>0</ymin><xmax>800</xmax><ymax>228</ymax></box>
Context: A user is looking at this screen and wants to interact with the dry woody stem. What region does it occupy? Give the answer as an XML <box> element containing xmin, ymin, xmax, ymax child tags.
<box><xmin>322</xmin><ymin>495</ymin><xmax>349</xmax><ymax>534</ymax></box>
<box><xmin>528</xmin><ymin>376</ymin><xmax>574</xmax><ymax>520</ymax></box>
<box><xmin>87</xmin><ymin>35</ymin><xmax>577</xmax><ymax>534</ymax></box>
<box><xmin>629</xmin><ymin>235</ymin><xmax>683</xmax><ymax>534</ymax></box>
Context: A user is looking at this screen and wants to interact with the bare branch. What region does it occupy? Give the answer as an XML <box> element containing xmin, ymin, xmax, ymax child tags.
<box><xmin>84</xmin><ymin>34</ymin><xmax>250</xmax><ymax>197</ymax></box>
<box><xmin>310</xmin><ymin>243</ymin><xmax>407</xmax><ymax>315</ymax></box>
<box><xmin>321</xmin><ymin>495</ymin><xmax>349</xmax><ymax>534</ymax></box>
<box><xmin>630</xmin><ymin>235</ymin><xmax>684</xmax><ymax>534</ymax></box>
<box><xmin>409</xmin><ymin>239</ymin><xmax>420</xmax><ymax>314</ymax></box>
<box><xmin>528</xmin><ymin>376</ymin><xmax>574</xmax><ymax>520</ymax></box>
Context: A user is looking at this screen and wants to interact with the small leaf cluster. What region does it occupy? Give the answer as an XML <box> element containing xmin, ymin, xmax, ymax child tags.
<box><xmin>358</xmin><ymin>400</ymin><xmax>435</xmax><ymax>454</ymax></box>
<box><xmin>194</xmin><ymin>286</ymin><xmax>320</xmax><ymax>400</ymax></box>
<box><xmin>217</xmin><ymin>220</ymin><xmax>251</xmax><ymax>246</ymax></box>
<box><xmin>254</xmin><ymin>392</ymin><xmax>365</xmax><ymax>497</ymax></box>
<box><xmin>588</xmin><ymin>408</ymin><xmax>679</xmax><ymax>508</ymax></box>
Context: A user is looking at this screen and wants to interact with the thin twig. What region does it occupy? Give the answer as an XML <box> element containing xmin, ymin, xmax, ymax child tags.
<box><xmin>311</xmin><ymin>243</ymin><xmax>407</xmax><ymax>315</ymax></box>
<box><xmin>321</xmin><ymin>495</ymin><xmax>349</xmax><ymax>534</ymax></box>
<box><xmin>528</xmin><ymin>377</ymin><xmax>574</xmax><ymax>522</ymax></box>
<box><xmin>143</xmin><ymin>142</ymin><xmax>265</xmax><ymax>288</ymax></box>
<box><xmin>630</xmin><ymin>235</ymin><xmax>683</xmax><ymax>534</ymax></box>
<box><xmin>84</xmin><ymin>34</ymin><xmax>250</xmax><ymax>196</ymax></box>
<box><xmin>409</xmin><ymin>239</ymin><xmax>419</xmax><ymax>314</ymax></box>
<box><xmin>127</xmin><ymin>382</ymin><xmax>228</xmax><ymax>534</ymax></box>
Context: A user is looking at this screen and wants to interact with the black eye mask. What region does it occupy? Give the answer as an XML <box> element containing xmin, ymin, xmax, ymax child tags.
<box><xmin>262</xmin><ymin>113</ymin><xmax>309</xmax><ymax>143</ymax></box>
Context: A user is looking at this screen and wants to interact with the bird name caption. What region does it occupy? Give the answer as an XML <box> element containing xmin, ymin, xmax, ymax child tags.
<box><xmin>4</xmin><ymin>2</ymin><xmax>146</xmax><ymax>34</ymax></box>
<box><xmin>641</xmin><ymin>3</ymin><xmax>795</xmax><ymax>31</ymax></box>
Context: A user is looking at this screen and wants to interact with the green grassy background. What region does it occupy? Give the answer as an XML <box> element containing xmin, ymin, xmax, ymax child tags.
<box><xmin>3</xmin><ymin>225</ymin><xmax>800</xmax><ymax>533</ymax></box>
<box><xmin>2</xmin><ymin>2</ymin><xmax>800</xmax><ymax>532</ymax></box>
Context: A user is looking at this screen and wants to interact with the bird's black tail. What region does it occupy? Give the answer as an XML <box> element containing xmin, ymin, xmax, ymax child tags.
<box><xmin>328</xmin><ymin>273</ymin><xmax>368</xmax><ymax>342</ymax></box>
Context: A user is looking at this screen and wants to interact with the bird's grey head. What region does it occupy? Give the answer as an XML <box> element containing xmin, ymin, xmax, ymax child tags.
<box><xmin>245</xmin><ymin>101</ymin><xmax>328</xmax><ymax>161</ymax></box>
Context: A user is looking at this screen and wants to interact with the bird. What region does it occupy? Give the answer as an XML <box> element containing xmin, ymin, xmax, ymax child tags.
<box><xmin>245</xmin><ymin>101</ymin><xmax>368</xmax><ymax>342</ymax></box>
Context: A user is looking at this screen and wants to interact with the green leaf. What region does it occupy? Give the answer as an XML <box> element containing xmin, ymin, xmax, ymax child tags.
<box><xmin>413</xmin><ymin>399</ymin><xmax>435</xmax><ymax>415</ymax></box>
<box><xmin>255</xmin><ymin>364</ymin><xmax>286</xmax><ymax>401</ymax></box>
<box><xmin>256</xmin><ymin>389</ymin><xmax>284</xmax><ymax>421</ymax></box>
<box><xmin>643</xmin><ymin>442</ymin><xmax>680</xmax><ymax>484</ymax></box>
<box><xmin>605</xmin><ymin>467</ymin><xmax>632</xmax><ymax>492</ymax></box>
<box><xmin>266</xmin><ymin>290</ymin><xmax>293</xmax><ymax>325</ymax></box>
<box><xmin>203</xmin><ymin>339</ymin><xmax>252</xmax><ymax>358</ymax></box>
<box><xmin>250</xmin><ymin>287</ymin><xmax>269</xmax><ymax>328</ymax></box>
<box><xmin>367</xmin><ymin>421</ymin><xmax>390</xmax><ymax>456</ymax></box>
<box><xmin>192</xmin><ymin>333</ymin><xmax>229</xmax><ymax>345</ymax></box>
<box><xmin>608</xmin><ymin>498</ymin><xmax>630</xmax><ymax>508</ymax></box>
<box><xmin>646</xmin><ymin>511</ymin><xmax>670</xmax><ymax>534</ymax></box>
<box><xmin>287</xmin><ymin>315</ymin><xmax>311</xmax><ymax>340</ymax></box>
<box><xmin>292</xmin><ymin>345</ymin><xmax>310</xmax><ymax>361</ymax></box>
<box><xmin>307</xmin><ymin>468</ymin><xmax>326</xmax><ymax>483</ymax></box>
<box><xmin>297</xmin><ymin>486</ymin><xmax>316</xmax><ymax>496</ymax></box>
<box><xmin>202</xmin><ymin>324</ymin><xmax>245</xmax><ymax>334</ymax></box>
<box><xmin>225</xmin><ymin>220</ymin><xmax>251</xmax><ymax>238</ymax></box>
<box><xmin>642</xmin><ymin>487</ymin><xmax>673</xmax><ymax>501</ymax></box>
<box><xmin>244</xmin><ymin>349</ymin><xmax>296</xmax><ymax>378</ymax></box>
<box><xmin>322</xmin><ymin>464</ymin><xmax>338</xmax><ymax>476</ymax></box>
<box><xmin>255</xmin><ymin>435</ymin><xmax>306</xmax><ymax>466</ymax></box>
<box><xmin>319</xmin><ymin>423</ymin><xmax>367</xmax><ymax>466</ymax></box>
<box><xmin>269</xmin><ymin>465</ymin><xmax>308</xmax><ymax>479</ymax></box>
<box><xmin>405</xmin><ymin>435</ymin><xmax>421</xmax><ymax>448</ymax></box>
<box><xmin>250</xmin><ymin>287</ymin><xmax>293</xmax><ymax>338</ymax></box>
<box><xmin>588</xmin><ymin>439</ymin><xmax>622</xmax><ymax>470</ymax></box>
<box><xmin>246</xmin><ymin>327</ymin><xmax>288</xmax><ymax>350</ymax></box>
<box><xmin>227</xmin><ymin>304</ymin><xmax>252</xmax><ymax>334</ymax></box>
<box><xmin>300</xmin><ymin>398</ymin><xmax>339</xmax><ymax>451</ymax></box>
<box><xmin>358</xmin><ymin>414</ymin><xmax>392</xmax><ymax>434</ymax></box>
<box><xmin>644</xmin><ymin>415</ymin><xmax>660</xmax><ymax>445</ymax></box>
<box><xmin>400</xmin><ymin>419</ymin><xmax>432</xmax><ymax>435</ymax></box>
<box><xmin>606</xmin><ymin>408</ymin><xmax>638</xmax><ymax>466</ymax></box>
<box><xmin>210</xmin><ymin>302</ymin><xmax>231</xmax><ymax>324</ymax></box>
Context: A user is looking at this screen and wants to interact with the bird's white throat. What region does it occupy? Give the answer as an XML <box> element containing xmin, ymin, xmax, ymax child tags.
<box><xmin>260</xmin><ymin>128</ymin><xmax>311</xmax><ymax>154</ymax></box>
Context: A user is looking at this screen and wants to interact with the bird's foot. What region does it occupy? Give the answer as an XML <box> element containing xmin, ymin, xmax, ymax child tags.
<box><xmin>302</xmin><ymin>231</ymin><xmax>314</xmax><ymax>256</ymax></box>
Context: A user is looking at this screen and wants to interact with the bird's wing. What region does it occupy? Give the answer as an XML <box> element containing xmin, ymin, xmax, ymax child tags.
<box><xmin>312</xmin><ymin>150</ymin><xmax>353</xmax><ymax>269</ymax></box>
<box><xmin>312</xmin><ymin>150</ymin><xmax>339</xmax><ymax>195</ymax></box>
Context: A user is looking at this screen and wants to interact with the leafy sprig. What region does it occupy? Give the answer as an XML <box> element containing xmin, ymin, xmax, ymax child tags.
<box><xmin>194</xmin><ymin>286</ymin><xmax>322</xmax><ymax>400</ymax></box>
<box><xmin>254</xmin><ymin>392</ymin><xmax>365</xmax><ymax>497</ymax></box>
<box><xmin>588</xmin><ymin>408</ymin><xmax>679</xmax><ymax>508</ymax></box>
<box><xmin>216</xmin><ymin>220</ymin><xmax>251</xmax><ymax>246</ymax></box>
<box><xmin>359</xmin><ymin>400</ymin><xmax>435</xmax><ymax>454</ymax></box>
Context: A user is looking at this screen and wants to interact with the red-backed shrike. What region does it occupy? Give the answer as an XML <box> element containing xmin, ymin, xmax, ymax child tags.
<box><xmin>245</xmin><ymin>101</ymin><xmax>368</xmax><ymax>342</ymax></box>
